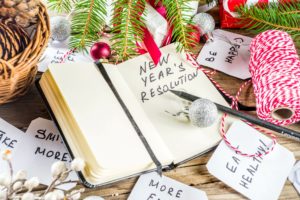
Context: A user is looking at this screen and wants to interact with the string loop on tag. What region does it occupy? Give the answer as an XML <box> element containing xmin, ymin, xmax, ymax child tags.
<box><xmin>59</xmin><ymin>48</ymin><xmax>77</xmax><ymax>63</ymax></box>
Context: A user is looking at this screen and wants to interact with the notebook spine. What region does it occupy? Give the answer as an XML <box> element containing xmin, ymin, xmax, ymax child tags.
<box><xmin>94</xmin><ymin>61</ymin><xmax>163</xmax><ymax>175</ymax></box>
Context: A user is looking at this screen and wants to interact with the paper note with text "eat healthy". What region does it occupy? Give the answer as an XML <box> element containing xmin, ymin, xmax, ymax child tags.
<box><xmin>197</xmin><ymin>29</ymin><xmax>252</xmax><ymax>79</ymax></box>
<box><xmin>207</xmin><ymin>121</ymin><xmax>295</xmax><ymax>200</ymax></box>
<box><xmin>128</xmin><ymin>172</ymin><xmax>208</xmax><ymax>200</ymax></box>
<box><xmin>13</xmin><ymin>118</ymin><xmax>78</xmax><ymax>190</ymax></box>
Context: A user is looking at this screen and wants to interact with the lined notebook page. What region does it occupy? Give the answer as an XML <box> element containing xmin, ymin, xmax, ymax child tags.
<box><xmin>117</xmin><ymin>44</ymin><xmax>235</xmax><ymax>163</ymax></box>
<box><xmin>48</xmin><ymin>63</ymin><xmax>158</xmax><ymax>171</ymax></box>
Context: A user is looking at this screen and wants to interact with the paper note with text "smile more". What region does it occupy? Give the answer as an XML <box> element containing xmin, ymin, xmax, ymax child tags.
<box><xmin>207</xmin><ymin>121</ymin><xmax>295</xmax><ymax>200</ymax></box>
<box><xmin>128</xmin><ymin>172</ymin><xmax>208</xmax><ymax>200</ymax></box>
<box><xmin>197</xmin><ymin>29</ymin><xmax>252</xmax><ymax>80</ymax></box>
<box><xmin>13</xmin><ymin>118</ymin><xmax>78</xmax><ymax>190</ymax></box>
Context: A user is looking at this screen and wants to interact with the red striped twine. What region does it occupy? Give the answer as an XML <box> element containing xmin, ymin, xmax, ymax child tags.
<box><xmin>186</xmin><ymin>52</ymin><xmax>277</xmax><ymax>157</ymax></box>
<box><xmin>249</xmin><ymin>30</ymin><xmax>300</xmax><ymax>126</ymax></box>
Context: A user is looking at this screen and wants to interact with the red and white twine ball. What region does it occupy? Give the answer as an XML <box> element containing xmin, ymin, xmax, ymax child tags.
<box><xmin>249</xmin><ymin>30</ymin><xmax>300</xmax><ymax>126</ymax></box>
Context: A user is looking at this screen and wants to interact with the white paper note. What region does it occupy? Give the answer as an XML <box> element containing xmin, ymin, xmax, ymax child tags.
<box><xmin>38</xmin><ymin>41</ymin><xmax>93</xmax><ymax>72</ymax></box>
<box><xmin>128</xmin><ymin>172</ymin><xmax>208</xmax><ymax>200</ymax></box>
<box><xmin>13</xmin><ymin>118</ymin><xmax>78</xmax><ymax>189</ymax></box>
<box><xmin>207</xmin><ymin>121</ymin><xmax>295</xmax><ymax>200</ymax></box>
<box><xmin>197</xmin><ymin>29</ymin><xmax>252</xmax><ymax>79</ymax></box>
<box><xmin>288</xmin><ymin>161</ymin><xmax>300</xmax><ymax>194</ymax></box>
<box><xmin>0</xmin><ymin>118</ymin><xmax>26</xmax><ymax>173</ymax></box>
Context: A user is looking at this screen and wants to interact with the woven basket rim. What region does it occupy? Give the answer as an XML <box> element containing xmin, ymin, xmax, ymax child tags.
<box><xmin>0</xmin><ymin>1</ymin><xmax>50</xmax><ymax>104</ymax></box>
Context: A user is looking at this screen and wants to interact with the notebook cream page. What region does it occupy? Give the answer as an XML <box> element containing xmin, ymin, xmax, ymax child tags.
<box><xmin>48</xmin><ymin>62</ymin><xmax>171</xmax><ymax>173</ymax></box>
<box><xmin>116</xmin><ymin>44</ymin><xmax>236</xmax><ymax>163</ymax></box>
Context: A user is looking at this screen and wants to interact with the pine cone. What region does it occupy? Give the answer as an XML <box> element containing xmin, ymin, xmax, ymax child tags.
<box><xmin>0</xmin><ymin>0</ymin><xmax>40</xmax><ymax>27</ymax></box>
<box><xmin>0</xmin><ymin>20</ymin><xmax>30</xmax><ymax>61</ymax></box>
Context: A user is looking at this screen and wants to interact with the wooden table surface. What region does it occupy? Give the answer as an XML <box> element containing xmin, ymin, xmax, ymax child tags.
<box><xmin>1</xmin><ymin>66</ymin><xmax>300</xmax><ymax>200</ymax></box>
<box><xmin>1</xmin><ymin>11</ymin><xmax>300</xmax><ymax>199</ymax></box>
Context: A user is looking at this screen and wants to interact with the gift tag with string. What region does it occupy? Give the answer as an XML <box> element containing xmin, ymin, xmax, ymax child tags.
<box><xmin>207</xmin><ymin>121</ymin><xmax>295</xmax><ymax>200</ymax></box>
<box><xmin>197</xmin><ymin>29</ymin><xmax>252</xmax><ymax>80</ymax></box>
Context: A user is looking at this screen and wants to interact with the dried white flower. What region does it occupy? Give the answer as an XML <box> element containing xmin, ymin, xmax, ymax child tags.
<box><xmin>21</xmin><ymin>192</ymin><xmax>35</xmax><ymax>200</ymax></box>
<box><xmin>71</xmin><ymin>158</ymin><xmax>85</xmax><ymax>171</ymax></box>
<box><xmin>53</xmin><ymin>190</ymin><xmax>65</xmax><ymax>200</ymax></box>
<box><xmin>0</xmin><ymin>190</ymin><xmax>7</xmax><ymax>200</ymax></box>
<box><xmin>12</xmin><ymin>181</ymin><xmax>23</xmax><ymax>191</ymax></box>
<box><xmin>45</xmin><ymin>192</ymin><xmax>57</xmax><ymax>200</ymax></box>
<box><xmin>1</xmin><ymin>150</ymin><xmax>12</xmax><ymax>161</ymax></box>
<box><xmin>0</xmin><ymin>173</ymin><xmax>10</xmax><ymax>187</ymax></box>
<box><xmin>51</xmin><ymin>161</ymin><xmax>67</xmax><ymax>178</ymax></box>
<box><xmin>70</xmin><ymin>193</ymin><xmax>81</xmax><ymax>200</ymax></box>
<box><xmin>13</xmin><ymin>170</ymin><xmax>27</xmax><ymax>181</ymax></box>
<box><xmin>24</xmin><ymin>177</ymin><xmax>39</xmax><ymax>191</ymax></box>
<box><xmin>69</xmin><ymin>189</ymin><xmax>83</xmax><ymax>200</ymax></box>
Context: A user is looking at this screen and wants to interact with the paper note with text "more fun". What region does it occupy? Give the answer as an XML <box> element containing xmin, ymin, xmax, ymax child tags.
<box><xmin>128</xmin><ymin>172</ymin><xmax>208</xmax><ymax>200</ymax></box>
<box><xmin>197</xmin><ymin>29</ymin><xmax>252</xmax><ymax>80</ymax></box>
<box><xmin>207</xmin><ymin>121</ymin><xmax>295</xmax><ymax>200</ymax></box>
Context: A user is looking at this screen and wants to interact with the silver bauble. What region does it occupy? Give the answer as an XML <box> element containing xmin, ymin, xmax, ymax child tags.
<box><xmin>192</xmin><ymin>13</ymin><xmax>215</xmax><ymax>34</ymax></box>
<box><xmin>50</xmin><ymin>16</ymin><xmax>71</xmax><ymax>41</ymax></box>
<box><xmin>189</xmin><ymin>98</ymin><xmax>218</xmax><ymax>127</ymax></box>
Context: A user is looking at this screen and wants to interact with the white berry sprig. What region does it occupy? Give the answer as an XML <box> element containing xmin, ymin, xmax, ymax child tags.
<box><xmin>0</xmin><ymin>150</ymin><xmax>86</xmax><ymax>200</ymax></box>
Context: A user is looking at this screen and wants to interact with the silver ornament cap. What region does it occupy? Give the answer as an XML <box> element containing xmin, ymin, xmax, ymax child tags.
<box><xmin>50</xmin><ymin>16</ymin><xmax>71</xmax><ymax>42</ymax></box>
<box><xmin>189</xmin><ymin>98</ymin><xmax>218</xmax><ymax>127</ymax></box>
<box><xmin>192</xmin><ymin>13</ymin><xmax>215</xmax><ymax>35</ymax></box>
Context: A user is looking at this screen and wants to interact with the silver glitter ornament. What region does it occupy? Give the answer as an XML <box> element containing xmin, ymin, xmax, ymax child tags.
<box><xmin>192</xmin><ymin>13</ymin><xmax>215</xmax><ymax>35</ymax></box>
<box><xmin>189</xmin><ymin>98</ymin><xmax>218</xmax><ymax>127</ymax></box>
<box><xmin>50</xmin><ymin>16</ymin><xmax>71</xmax><ymax>41</ymax></box>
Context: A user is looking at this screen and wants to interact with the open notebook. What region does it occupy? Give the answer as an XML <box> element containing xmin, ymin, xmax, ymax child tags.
<box><xmin>37</xmin><ymin>44</ymin><xmax>237</xmax><ymax>188</ymax></box>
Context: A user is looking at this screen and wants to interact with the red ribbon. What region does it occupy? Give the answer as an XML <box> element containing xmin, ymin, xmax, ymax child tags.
<box><xmin>137</xmin><ymin>1</ymin><xmax>172</xmax><ymax>65</ymax></box>
<box><xmin>143</xmin><ymin>28</ymin><xmax>162</xmax><ymax>65</ymax></box>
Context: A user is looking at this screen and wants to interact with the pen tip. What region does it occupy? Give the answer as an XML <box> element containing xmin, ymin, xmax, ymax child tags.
<box><xmin>169</xmin><ymin>90</ymin><xmax>181</xmax><ymax>96</ymax></box>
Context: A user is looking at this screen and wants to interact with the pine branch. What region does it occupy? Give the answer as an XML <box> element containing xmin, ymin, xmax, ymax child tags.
<box><xmin>69</xmin><ymin>0</ymin><xmax>107</xmax><ymax>50</ymax></box>
<box><xmin>47</xmin><ymin>0</ymin><xmax>75</xmax><ymax>13</ymax></box>
<box><xmin>111</xmin><ymin>0</ymin><xmax>146</xmax><ymax>61</ymax></box>
<box><xmin>162</xmin><ymin>0</ymin><xmax>198</xmax><ymax>52</ymax></box>
<box><xmin>237</xmin><ymin>2</ymin><xmax>300</xmax><ymax>46</ymax></box>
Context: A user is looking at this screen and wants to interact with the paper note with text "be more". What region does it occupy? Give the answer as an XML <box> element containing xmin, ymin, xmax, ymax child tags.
<box><xmin>207</xmin><ymin>121</ymin><xmax>295</xmax><ymax>200</ymax></box>
<box><xmin>128</xmin><ymin>172</ymin><xmax>208</xmax><ymax>200</ymax></box>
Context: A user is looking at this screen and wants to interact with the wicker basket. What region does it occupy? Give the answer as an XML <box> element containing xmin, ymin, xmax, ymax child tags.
<box><xmin>0</xmin><ymin>2</ymin><xmax>50</xmax><ymax>104</ymax></box>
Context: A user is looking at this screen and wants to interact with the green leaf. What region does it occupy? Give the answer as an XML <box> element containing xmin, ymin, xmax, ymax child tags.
<box><xmin>162</xmin><ymin>0</ymin><xmax>198</xmax><ymax>52</ymax></box>
<box><xmin>237</xmin><ymin>2</ymin><xmax>300</xmax><ymax>47</ymax></box>
<box><xmin>47</xmin><ymin>0</ymin><xmax>75</xmax><ymax>13</ymax></box>
<box><xmin>111</xmin><ymin>0</ymin><xmax>146</xmax><ymax>61</ymax></box>
<box><xmin>69</xmin><ymin>0</ymin><xmax>107</xmax><ymax>50</ymax></box>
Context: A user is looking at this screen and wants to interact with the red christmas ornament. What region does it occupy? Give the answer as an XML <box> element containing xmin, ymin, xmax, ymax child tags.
<box><xmin>90</xmin><ymin>42</ymin><xmax>111</xmax><ymax>60</ymax></box>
